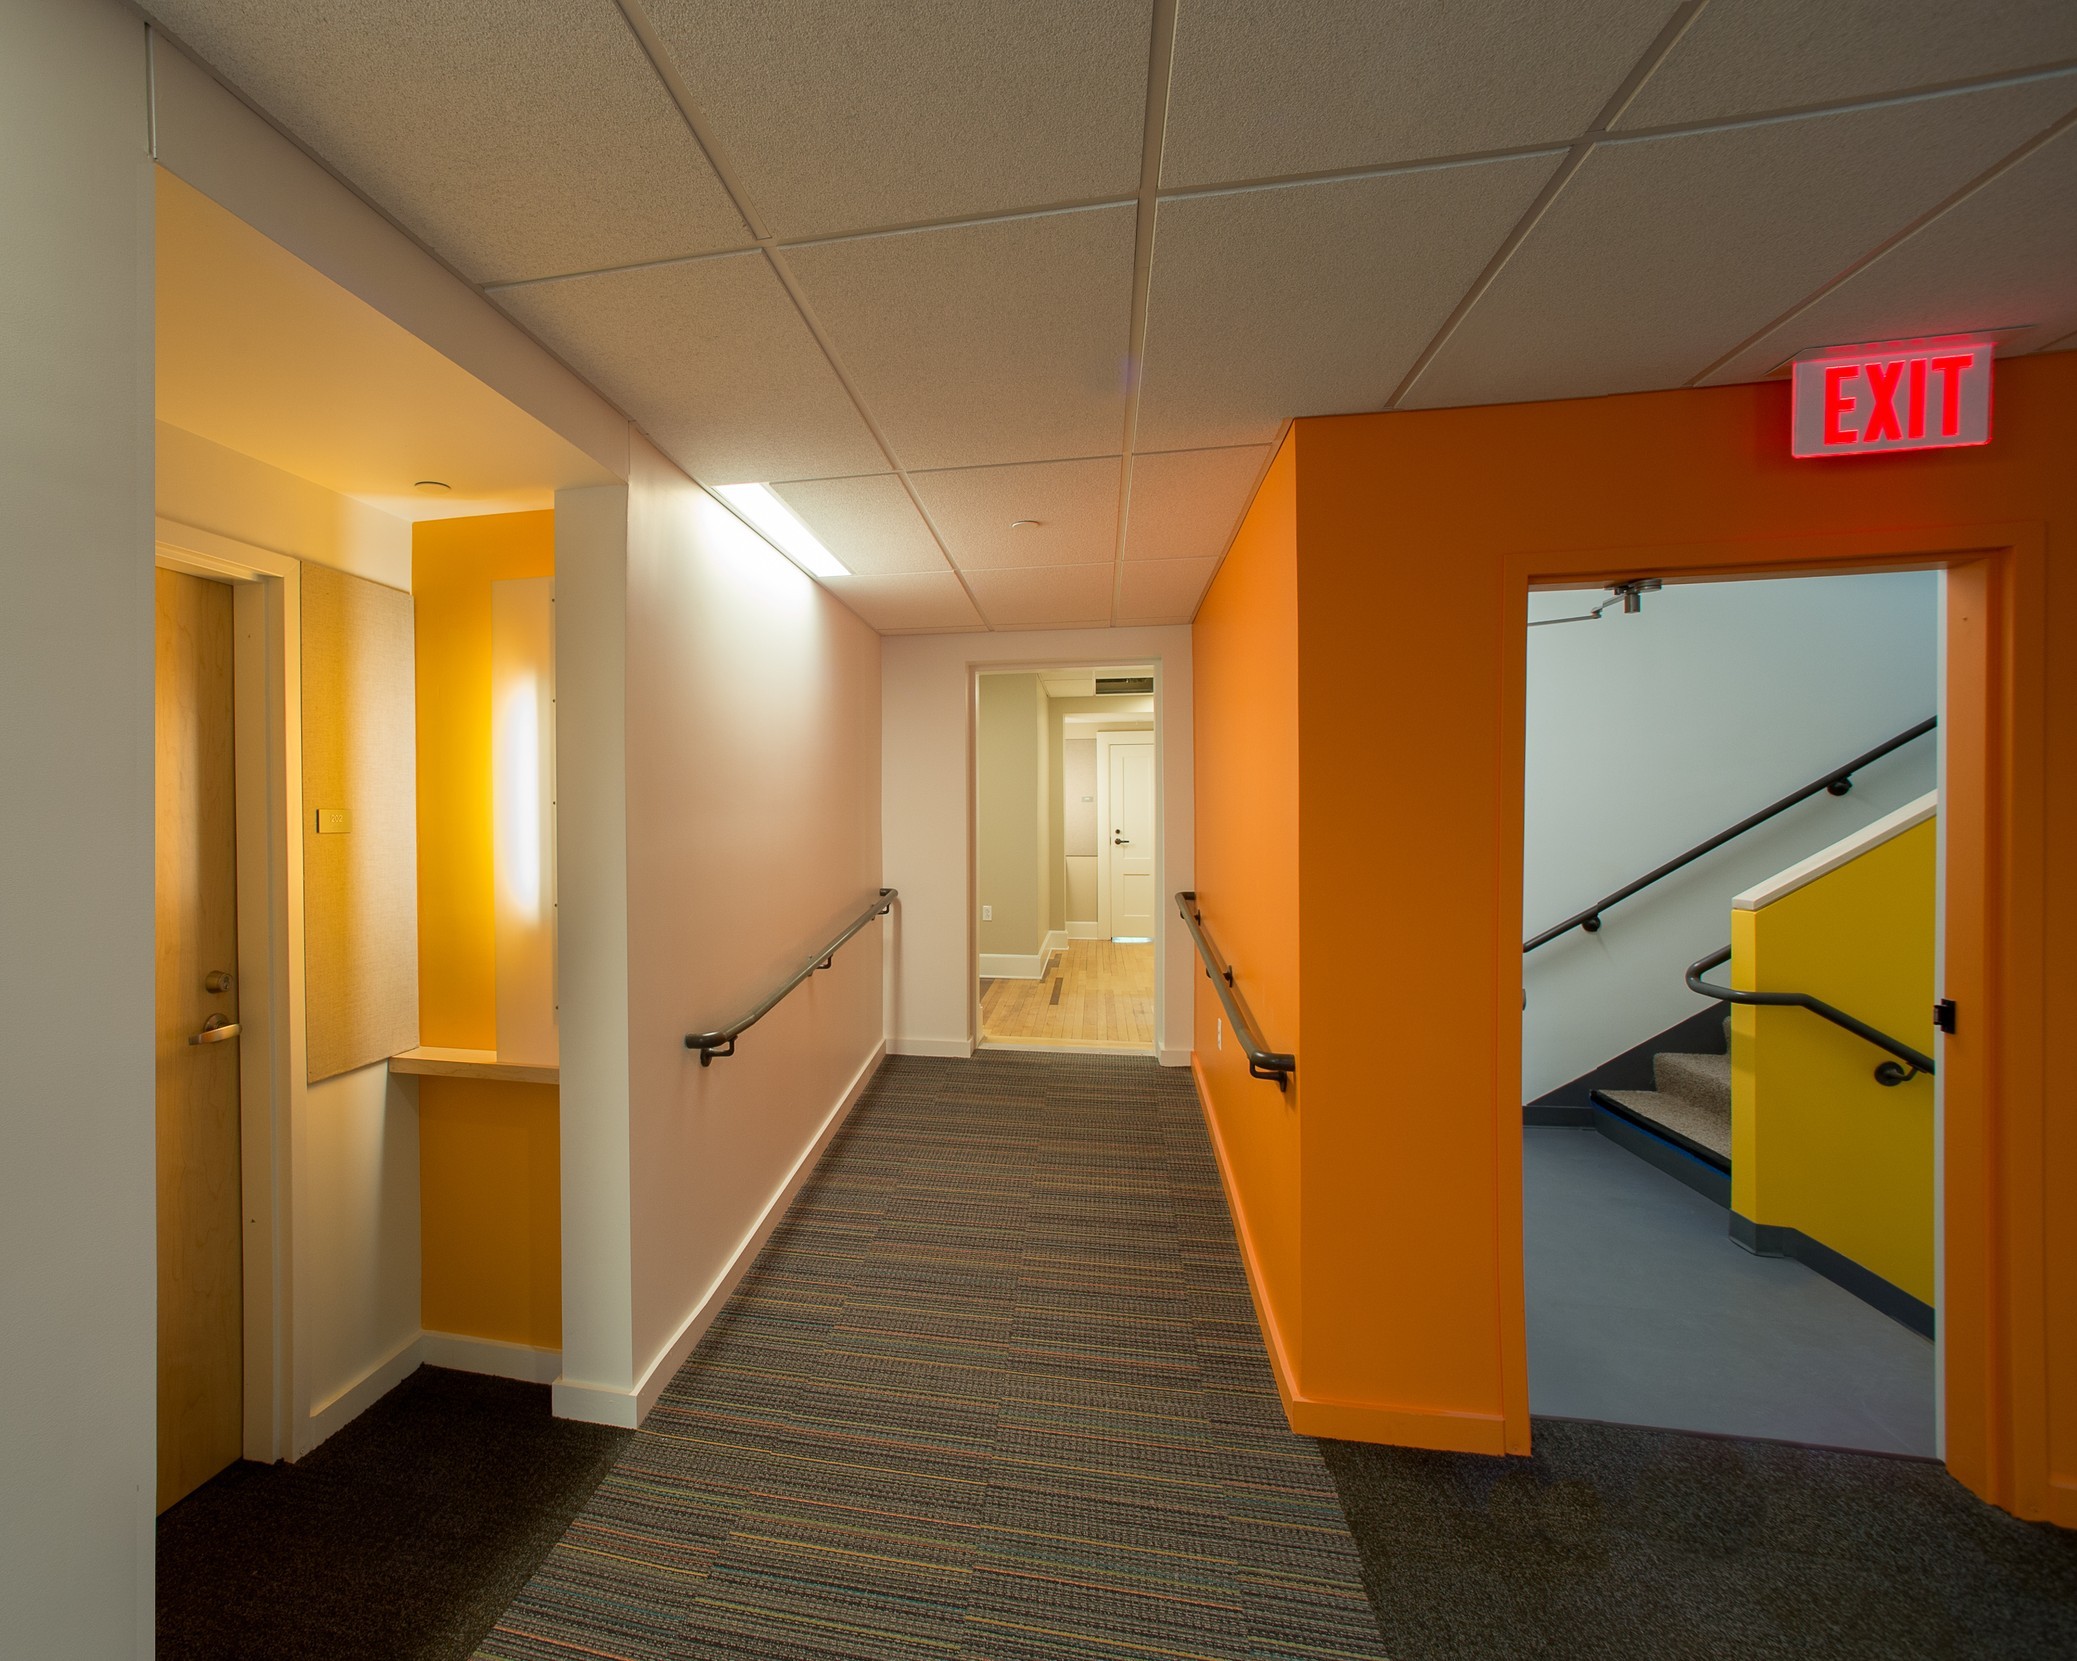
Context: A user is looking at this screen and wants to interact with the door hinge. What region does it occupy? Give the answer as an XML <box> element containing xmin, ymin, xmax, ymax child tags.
<box><xmin>1933</xmin><ymin>998</ymin><xmax>1957</xmax><ymax>1035</ymax></box>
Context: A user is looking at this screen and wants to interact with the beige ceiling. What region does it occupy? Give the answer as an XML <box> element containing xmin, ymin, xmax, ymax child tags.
<box><xmin>144</xmin><ymin>1</ymin><xmax>2077</xmax><ymax>631</ymax></box>
<box><xmin>155</xmin><ymin>170</ymin><xmax>616</xmax><ymax>521</ymax></box>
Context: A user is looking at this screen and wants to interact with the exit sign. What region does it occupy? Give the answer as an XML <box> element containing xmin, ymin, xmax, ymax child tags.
<box><xmin>1791</xmin><ymin>336</ymin><xmax>1993</xmax><ymax>459</ymax></box>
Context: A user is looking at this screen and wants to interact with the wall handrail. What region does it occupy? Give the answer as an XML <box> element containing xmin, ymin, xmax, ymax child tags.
<box><xmin>1684</xmin><ymin>944</ymin><xmax>1935</xmax><ymax>1086</ymax></box>
<box><xmin>1175</xmin><ymin>891</ymin><xmax>1295</xmax><ymax>1090</ymax></box>
<box><xmin>1522</xmin><ymin>717</ymin><xmax>1936</xmax><ymax>954</ymax></box>
<box><xmin>684</xmin><ymin>888</ymin><xmax>896</xmax><ymax>1066</ymax></box>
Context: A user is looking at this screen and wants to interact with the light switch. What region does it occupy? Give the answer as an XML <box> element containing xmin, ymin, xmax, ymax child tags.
<box><xmin>982</xmin><ymin>904</ymin><xmax>992</xmax><ymax>920</ymax></box>
<box><xmin>316</xmin><ymin>808</ymin><xmax>352</xmax><ymax>834</ymax></box>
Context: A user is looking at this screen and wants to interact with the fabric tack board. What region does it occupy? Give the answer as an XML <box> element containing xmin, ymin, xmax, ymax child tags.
<box><xmin>302</xmin><ymin>561</ymin><xmax>420</xmax><ymax>1081</ymax></box>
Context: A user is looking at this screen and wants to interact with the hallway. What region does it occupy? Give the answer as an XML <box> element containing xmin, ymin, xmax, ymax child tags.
<box><xmin>484</xmin><ymin>1052</ymin><xmax>1381</xmax><ymax>1659</ymax></box>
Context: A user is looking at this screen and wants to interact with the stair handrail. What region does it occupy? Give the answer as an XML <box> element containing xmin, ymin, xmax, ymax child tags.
<box><xmin>1522</xmin><ymin>717</ymin><xmax>1936</xmax><ymax>953</ymax></box>
<box><xmin>1175</xmin><ymin>892</ymin><xmax>1295</xmax><ymax>1091</ymax></box>
<box><xmin>684</xmin><ymin>888</ymin><xmax>896</xmax><ymax>1066</ymax></box>
<box><xmin>1684</xmin><ymin>945</ymin><xmax>1935</xmax><ymax>1086</ymax></box>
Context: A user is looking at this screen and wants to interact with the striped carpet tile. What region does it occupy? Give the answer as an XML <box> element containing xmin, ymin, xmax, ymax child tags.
<box><xmin>478</xmin><ymin>1052</ymin><xmax>1384</xmax><ymax>1661</ymax></box>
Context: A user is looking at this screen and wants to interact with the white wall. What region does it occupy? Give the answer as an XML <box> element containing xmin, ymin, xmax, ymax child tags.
<box><xmin>0</xmin><ymin>1</ymin><xmax>155</xmax><ymax>1652</ymax></box>
<box><xmin>882</xmin><ymin>627</ymin><xmax>1195</xmax><ymax>1063</ymax></box>
<box><xmin>1523</xmin><ymin>572</ymin><xmax>1939</xmax><ymax>1098</ymax></box>
<box><xmin>557</xmin><ymin>439</ymin><xmax>885</xmax><ymax>1425</ymax></box>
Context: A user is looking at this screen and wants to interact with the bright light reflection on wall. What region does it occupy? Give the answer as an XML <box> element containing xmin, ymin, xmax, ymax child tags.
<box><xmin>491</xmin><ymin>577</ymin><xmax>557</xmax><ymax>1065</ymax></box>
<box><xmin>496</xmin><ymin>676</ymin><xmax>542</xmax><ymax>923</ymax></box>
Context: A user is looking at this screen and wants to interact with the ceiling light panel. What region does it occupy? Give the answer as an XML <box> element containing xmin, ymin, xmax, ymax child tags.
<box><xmin>1616</xmin><ymin>0</ymin><xmax>2077</xmax><ymax>130</ymax></box>
<box><xmin>908</xmin><ymin>457</ymin><xmax>1122</xmax><ymax>571</ymax></box>
<box><xmin>1161</xmin><ymin>0</ymin><xmax>1679</xmax><ymax>188</ymax></box>
<box><xmin>784</xmin><ymin>206</ymin><xmax>1137</xmax><ymax>470</ymax></box>
<box><xmin>642</xmin><ymin>0</ymin><xmax>1152</xmax><ymax>240</ymax></box>
<box><xmin>1134</xmin><ymin>156</ymin><xmax>1559</xmax><ymax>451</ymax></box>
<box><xmin>145</xmin><ymin>2</ymin><xmax>749</xmax><ymax>285</ymax></box>
<box><xmin>496</xmin><ymin>252</ymin><xmax>885</xmax><ymax>485</ymax></box>
<box><xmin>1402</xmin><ymin>78</ymin><xmax>2077</xmax><ymax>410</ymax></box>
<box><xmin>770</xmin><ymin>475</ymin><xmax>951</xmax><ymax>576</ymax></box>
<box><xmin>820</xmin><ymin>571</ymin><xmax>985</xmax><ymax>633</ymax></box>
<box><xmin>1123</xmin><ymin>446</ymin><xmax>1270</xmax><ymax>562</ymax></box>
<box><xmin>715</xmin><ymin>483</ymin><xmax>848</xmax><ymax>577</ymax></box>
<box><xmin>1705</xmin><ymin>118</ymin><xmax>2077</xmax><ymax>385</ymax></box>
<box><xmin>1117</xmin><ymin>557</ymin><xmax>1220</xmax><ymax>624</ymax></box>
<box><xmin>962</xmin><ymin>563</ymin><xmax>1117</xmax><ymax>630</ymax></box>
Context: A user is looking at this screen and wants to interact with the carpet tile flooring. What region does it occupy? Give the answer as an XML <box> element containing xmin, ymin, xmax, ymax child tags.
<box><xmin>478</xmin><ymin>1052</ymin><xmax>1382</xmax><ymax>1660</ymax></box>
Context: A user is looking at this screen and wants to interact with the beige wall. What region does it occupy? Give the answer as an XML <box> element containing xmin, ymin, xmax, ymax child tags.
<box><xmin>558</xmin><ymin>437</ymin><xmax>886</xmax><ymax>1426</ymax></box>
<box><xmin>976</xmin><ymin>673</ymin><xmax>1048</xmax><ymax>960</ymax></box>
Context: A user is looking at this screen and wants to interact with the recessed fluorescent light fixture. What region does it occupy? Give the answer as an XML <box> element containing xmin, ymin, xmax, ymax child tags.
<box><xmin>715</xmin><ymin>483</ymin><xmax>849</xmax><ymax>578</ymax></box>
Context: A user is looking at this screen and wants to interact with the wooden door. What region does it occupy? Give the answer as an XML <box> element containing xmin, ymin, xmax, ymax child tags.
<box><xmin>155</xmin><ymin>567</ymin><xmax>243</xmax><ymax>1512</ymax></box>
<box><xmin>1104</xmin><ymin>736</ymin><xmax>1157</xmax><ymax>941</ymax></box>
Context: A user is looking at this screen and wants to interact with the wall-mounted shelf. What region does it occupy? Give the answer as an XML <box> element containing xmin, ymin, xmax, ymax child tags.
<box><xmin>389</xmin><ymin>1046</ymin><xmax>557</xmax><ymax>1085</ymax></box>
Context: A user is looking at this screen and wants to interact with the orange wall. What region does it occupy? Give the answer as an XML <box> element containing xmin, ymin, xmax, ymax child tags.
<box><xmin>1193</xmin><ymin>351</ymin><xmax>2077</xmax><ymax>1518</ymax></box>
<box><xmin>413</xmin><ymin>510</ymin><xmax>561</xmax><ymax>1350</ymax></box>
<box><xmin>1191</xmin><ymin>441</ymin><xmax>1304</xmax><ymax>1387</ymax></box>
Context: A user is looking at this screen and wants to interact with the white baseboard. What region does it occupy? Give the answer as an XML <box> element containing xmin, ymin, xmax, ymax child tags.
<box><xmin>1066</xmin><ymin>921</ymin><xmax>1105</xmax><ymax>939</ymax></box>
<box><xmin>555</xmin><ymin>1040</ymin><xmax>888</xmax><ymax>1430</ymax></box>
<box><xmin>979</xmin><ymin>951</ymin><xmax>1043</xmax><ymax>979</ymax></box>
<box><xmin>1158</xmin><ymin>1045</ymin><xmax>1193</xmax><ymax>1068</ymax></box>
<box><xmin>1041</xmin><ymin>929</ymin><xmax>1068</xmax><ymax>958</ymax></box>
<box><xmin>888</xmin><ymin>1036</ymin><xmax>976</xmax><ymax>1059</ymax></box>
<box><xmin>422</xmin><ymin>1330</ymin><xmax>562</xmax><ymax>1384</ymax></box>
<box><xmin>300</xmin><ymin>1328</ymin><xmax>422</xmax><ymax>1457</ymax></box>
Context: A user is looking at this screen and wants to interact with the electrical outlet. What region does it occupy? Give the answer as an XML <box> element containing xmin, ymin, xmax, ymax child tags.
<box><xmin>982</xmin><ymin>904</ymin><xmax>992</xmax><ymax>920</ymax></box>
<box><xmin>1216</xmin><ymin>1016</ymin><xmax>1223</xmax><ymax>1051</ymax></box>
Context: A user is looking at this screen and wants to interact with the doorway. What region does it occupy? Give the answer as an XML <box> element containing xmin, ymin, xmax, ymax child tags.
<box><xmin>974</xmin><ymin>664</ymin><xmax>1158</xmax><ymax>1054</ymax></box>
<box><xmin>1518</xmin><ymin>569</ymin><xmax>1941</xmax><ymax>1455</ymax></box>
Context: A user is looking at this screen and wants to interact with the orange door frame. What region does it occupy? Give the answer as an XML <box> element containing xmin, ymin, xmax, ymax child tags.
<box><xmin>1494</xmin><ymin>524</ymin><xmax>2049</xmax><ymax>1517</ymax></box>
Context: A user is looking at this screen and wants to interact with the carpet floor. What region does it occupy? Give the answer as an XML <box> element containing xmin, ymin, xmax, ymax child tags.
<box><xmin>477</xmin><ymin>1051</ymin><xmax>1384</xmax><ymax>1660</ymax></box>
<box><xmin>1323</xmin><ymin>1416</ymin><xmax>2077</xmax><ymax>1661</ymax></box>
<box><xmin>157</xmin><ymin>1366</ymin><xmax>631</xmax><ymax>1660</ymax></box>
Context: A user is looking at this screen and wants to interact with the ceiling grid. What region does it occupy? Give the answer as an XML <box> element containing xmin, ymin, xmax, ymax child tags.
<box><xmin>139</xmin><ymin>0</ymin><xmax>2077</xmax><ymax>632</ymax></box>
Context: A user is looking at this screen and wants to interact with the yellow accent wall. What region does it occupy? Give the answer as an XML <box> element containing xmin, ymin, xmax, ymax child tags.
<box><xmin>413</xmin><ymin>510</ymin><xmax>561</xmax><ymax>1349</ymax></box>
<box><xmin>1730</xmin><ymin>818</ymin><xmax>1937</xmax><ymax>1303</ymax></box>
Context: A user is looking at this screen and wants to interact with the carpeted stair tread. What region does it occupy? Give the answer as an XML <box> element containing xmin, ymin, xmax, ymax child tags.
<box><xmin>1596</xmin><ymin>1085</ymin><xmax>1732</xmax><ymax>1160</ymax></box>
<box><xmin>1653</xmin><ymin>1049</ymin><xmax>1731</xmax><ymax>1113</ymax></box>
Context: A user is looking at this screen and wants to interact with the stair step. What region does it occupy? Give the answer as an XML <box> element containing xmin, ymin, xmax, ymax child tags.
<box><xmin>1653</xmin><ymin>1050</ymin><xmax>1730</xmax><ymax>1114</ymax></box>
<box><xmin>1593</xmin><ymin>1086</ymin><xmax>1732</xmax><ymax>1166</ymax></box>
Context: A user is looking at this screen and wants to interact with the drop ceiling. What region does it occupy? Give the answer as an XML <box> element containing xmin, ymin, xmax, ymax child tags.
<box><xmin>142</xmin><ymin>1</ymin><xmax>2077</xmax><ymax>631</ymax></box>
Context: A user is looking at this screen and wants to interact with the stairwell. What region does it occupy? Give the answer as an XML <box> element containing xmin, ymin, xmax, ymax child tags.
<box><xmin>1594</xmin><ymin>1047</ymin><xmax>1731</xmax><ymax>1172</ymax></box>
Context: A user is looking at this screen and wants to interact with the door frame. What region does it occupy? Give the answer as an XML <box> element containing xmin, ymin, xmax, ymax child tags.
<box><xmin>1095</xmin><ymin>729</ymin><xmax>1156</xmax><ymax>941</ymax></box>
<box><xmin>1494</xmin><ymin>523</ymin><xmax>2047</xmax><ymax>1517</ymax></box>
<box><xmin>154</xmin><ymin>518</ymin><xmax>306</xmax><ymax>1467</ymax></box>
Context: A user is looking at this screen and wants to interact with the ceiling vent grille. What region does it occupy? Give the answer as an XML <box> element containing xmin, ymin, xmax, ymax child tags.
<box><xmin>1095</xmin><ymin>676</ymin><xmax>1153</xmax><ymax>696</ymax></box>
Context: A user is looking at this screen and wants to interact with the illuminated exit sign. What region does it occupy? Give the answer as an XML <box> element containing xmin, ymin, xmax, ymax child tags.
<box><xmin>1791</xmin><ymin>336</ymin><xmax>1993</xmax><ymax>459</ymax></box>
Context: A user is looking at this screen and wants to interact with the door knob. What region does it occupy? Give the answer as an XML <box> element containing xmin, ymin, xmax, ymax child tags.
<box><xmin>189</xmin><ymin>1014</ymin><xmax>240</xmax><ymax>1046</ymax></box>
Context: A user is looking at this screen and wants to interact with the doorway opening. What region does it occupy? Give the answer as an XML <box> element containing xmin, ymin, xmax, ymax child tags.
<box><xmin>1519</xmin><ymin>569</ymin><xmax>1942</xmax><ymax>1457</ymax></box>
<box><xmin>974</xmin><ymin>664</ymin><xmax>1158</xmax><ymax>1055</ymax></box>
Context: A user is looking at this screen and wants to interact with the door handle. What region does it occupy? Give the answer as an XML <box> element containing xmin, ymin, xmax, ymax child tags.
<box><xmin>1113</xmin><ymin>836</ymin><xmax>1128</xmax><ymax>846</ymax></box>
<box><xmin>189</xmin><ymin>1014</ymin><xmax>240</xmax><ymax>1046</ymax></box>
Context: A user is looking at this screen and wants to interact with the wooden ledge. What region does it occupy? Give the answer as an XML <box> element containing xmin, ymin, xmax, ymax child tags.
<box><xmin>389</xmin><ymin>1046</ymin><xmax>558</xmax><ymax>1084</ymax></box>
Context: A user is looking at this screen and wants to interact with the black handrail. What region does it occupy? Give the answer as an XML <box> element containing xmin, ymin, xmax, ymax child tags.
<box><xmin>1522</xmin><ymin>717</ymin><xmax>1936</xmax><ymax>953</ymax></box>
<box><xmin>684</xmin><ymin>888</ymin><xmax>895</xmax><ymax>1066</ymax></box>
<box><xmin>1175</xmin><ymin>892</ymin><xmax>1295</xmax><ymax>1090</ymax></box>
<box><xmin>1685</xmin><ymin>945</ymin><xmax>1935</xmax><ymax>1086</ymax></box>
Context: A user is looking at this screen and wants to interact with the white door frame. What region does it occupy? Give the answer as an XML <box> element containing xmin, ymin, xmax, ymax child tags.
<box><xmin>1095</xmin><ymin>729</ymin><xmax>1156</xmax><ymax>941</ymax></box>
<box><xmin>154</xmin><ymin>517</ymin><xmax>306</xmax><ymax>1467</ymax></box>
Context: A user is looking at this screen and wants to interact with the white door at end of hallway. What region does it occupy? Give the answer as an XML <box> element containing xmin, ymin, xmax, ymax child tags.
<box><xmin>156</xmin><ymin>566</ymin><xmax>243</xmax><ymax>1513</ymax></box>
<box><xmin>1101</xmin><ymin>734</ymin><xmax>1156</xmax><ymax>941</ymax></box>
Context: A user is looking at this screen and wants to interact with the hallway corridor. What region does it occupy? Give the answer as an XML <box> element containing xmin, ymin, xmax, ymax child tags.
<box><xmin>482</xmin><ymin>1053</ymin><xmax>1381</xmax><ymax>1660</ymax></box>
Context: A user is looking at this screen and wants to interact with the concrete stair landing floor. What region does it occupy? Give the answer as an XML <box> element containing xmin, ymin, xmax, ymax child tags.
<box><xmin>1596</xmin><ymin>1049</ymin><xmax>1731</xmax><ymax>1167</ymax></box>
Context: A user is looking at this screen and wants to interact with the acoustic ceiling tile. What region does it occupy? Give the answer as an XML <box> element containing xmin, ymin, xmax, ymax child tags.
<box><xmin>771</xmin><ymin>474</ymin><xmax>949</xmax><ymax>576</ymax></box>
<box><xmin>1705</xmin><ymin>119</ymin><xmax>2077</xmax><ymax>383</ymax></box>
<box><xmin>822</xmin><ymin>571</ymin><xmax>982</xmax><ymax>633</ymax></box>
<box><xmin>1134</xmin><ymin>155</ymin><xmax>1561</xmax><ymax>451</ymax></box>
<box><xmin>1116</xmin><ymin>557</ymin><xmax>1220</xmax><ymax>624</ymax></box>
<box><xmin>1617</xmin><ymin>0</ymin><xmax>2077</xmax><ymax>129</ymax></box>
<box><xmin>496</xmin><ymin>252</ymin><xmax>885</xmax><ymax>486</ymax></box>
<box><xmin>147</xmin><ymin>1</ymin><xmax>749</xmax><ymax>284</ymax></box>
<box><xmin>644</xmin><ymin>0</ymin><xmax>1153</xmax><ymax>240</ymax></box>
<box><xmin>909</xmin><ymin>458</ymin><xmax>1122</xmax><ymax>571</ymax></box>
<box><xmin>963</xmin><ymin>564</ymin><xmax>1118</xmax><ymax>630</ymax></box>
<box><xmin>1122</xmin><ymin>446</ymin><xmax>1271</xmax><ymax>562</ymax></box>
<box><xmin>1402</xmin><ymin>78</ymin><xmax>2077</xmax><ymax>410</ymax></box>
<box><xmin>1161</xmin><ymin>0</ymin><xmax>1681</xmax><ymax>187</ymax></box>
<box><xmin>783</xmin><ymin>206</ymin><xmax>1138</xmax><ymax>470</ymax></box>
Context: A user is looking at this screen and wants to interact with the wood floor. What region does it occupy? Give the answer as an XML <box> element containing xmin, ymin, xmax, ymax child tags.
<box><xmin>980</xmin><ymin>938</ymin><xmax>1154</xmax><ymax>1052</ymax></box>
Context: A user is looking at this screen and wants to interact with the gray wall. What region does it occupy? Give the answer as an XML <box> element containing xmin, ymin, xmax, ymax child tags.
<box><xmin>0</xmin><ymin>0</ymin><xmax>157</xmax><ymax>1650</ymax></box>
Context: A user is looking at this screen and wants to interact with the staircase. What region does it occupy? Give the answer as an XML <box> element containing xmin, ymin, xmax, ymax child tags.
<box><xmin>1593</xmin><ymin>1049</ymin><xmax>1731</xmax><ymax>1173</ymax></box>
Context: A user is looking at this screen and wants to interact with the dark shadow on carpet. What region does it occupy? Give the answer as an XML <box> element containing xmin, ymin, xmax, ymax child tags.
<box><xmin>1322</xmin><ymin>1416</ymin><xmax>2077</xmax><ymax>1660</ymax></box>
<box><xmin>157</xmin><ymin>1366</ymin><xmax>631</xmax><ymax>1661</ymax></box>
